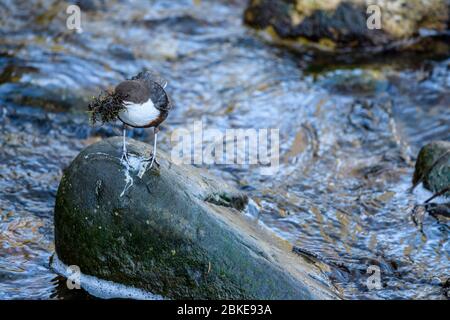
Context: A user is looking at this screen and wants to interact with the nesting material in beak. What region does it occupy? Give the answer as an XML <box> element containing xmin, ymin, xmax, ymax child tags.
<box><xmin>88</xmin><ymin>91</ymin><xmax>125</xmax><ymax>125</ymax></box>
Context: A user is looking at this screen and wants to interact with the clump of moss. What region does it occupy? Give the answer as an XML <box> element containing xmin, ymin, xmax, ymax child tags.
<box><xmin>88</xmin><ymin>91</ymin><xmax>125</xmax><ymax>124</ymax></box>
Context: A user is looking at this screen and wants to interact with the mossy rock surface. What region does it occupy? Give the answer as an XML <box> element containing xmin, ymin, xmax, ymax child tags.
<box><xmin>413</xmin><ymin>141</ymin><xmax>450</xmax><ymax>197</ymax></box>
<box><xmin>244</xmin><ymin>0</ymin><xmax>449</xmax><ymax>51</ymax></box>
<box><xmin>54</xmin><ymin>137</ymin><xmax>338</xmax><ymax>299</ymax></box>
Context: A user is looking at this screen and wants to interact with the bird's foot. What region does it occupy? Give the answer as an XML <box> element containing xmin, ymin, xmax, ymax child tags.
<box><xmin>120</xmin><ymin>151</ymin><xmax>132</xmax><ymax>166</ymax></box>
<box><xmin>142</xmin><ymin>154</ymin><xmax>160</xmax><ymax>169</ymax></box>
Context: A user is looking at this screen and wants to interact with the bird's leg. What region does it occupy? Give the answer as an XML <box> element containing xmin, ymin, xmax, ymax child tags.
<box><xmin>150</xmin><ymin>131</ymin><xmax>158</xmax><ymax>169</ymax></box>
<box><xmin>120</xmin><ymin>124</ymin><xmax>131</xmax><ymax>164</ymax></box>
<box><xmin>143</xmin><ymin>126</ymin><xmax>160</xmax><ymax>168</ymax></box>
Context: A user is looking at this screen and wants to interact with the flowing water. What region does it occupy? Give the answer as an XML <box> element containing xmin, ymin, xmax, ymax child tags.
<box><xmin>0</xmin><ymin>0</ymin><xmax>449</xmax><ymax>299</ymax></box>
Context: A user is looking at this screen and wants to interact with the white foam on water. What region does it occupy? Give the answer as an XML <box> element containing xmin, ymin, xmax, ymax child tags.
<box><xmin>413</xmin><ymin>183</ymin><xmax>448</xmax><ymax>204</ymax></box>
<box><xmin>50</xmin><ymin>253</ymin><xmax>164</xmax><ymax>300</ymax></box>
<box><xmin>243</xmin><ymin>198</ymin><xmax>278</xmax><ymax>234</ymax></box>
<box><xmin>244</xmin><ymin>198</ymin><xmax>260</xmax><ymax>220</ymax></box>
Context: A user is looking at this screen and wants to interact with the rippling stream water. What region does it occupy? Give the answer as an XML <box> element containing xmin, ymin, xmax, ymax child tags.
<box><xmin>0</xmin><ymin>0</ymin><xmax>449</xmax><ymax>299</ymax></box>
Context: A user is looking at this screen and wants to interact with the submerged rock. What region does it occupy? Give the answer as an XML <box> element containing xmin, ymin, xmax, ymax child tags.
<box><xmin>413</xmin><ymin>141</ymin><xmax>450</xmax><ymax>197</ymax></box>
<box><xmin>318</xmin><ymin>69</ymin><xmax>389</xmax><ymax>95</ymax></box>
<box><xmin>54</xmin><ymin>137</ymin><xmax>338</xmax><ymax>299</ymax></box>
<box><xmin>244</xmin><ymin>0</ymin><xmax>449</xmax><ymax>51</ymax></box>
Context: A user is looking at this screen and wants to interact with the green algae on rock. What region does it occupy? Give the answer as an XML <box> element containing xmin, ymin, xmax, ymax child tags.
<box><xmin>54</xmin><ymin>137</ymin><xmax>339</xmax><ymax>299</ymax></box>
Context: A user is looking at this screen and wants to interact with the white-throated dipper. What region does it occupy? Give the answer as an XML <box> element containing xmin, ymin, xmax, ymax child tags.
<box><xmin>114</xmin><ymin>71</ymin><xmax>172</xmax><ymax>169</ymax></box>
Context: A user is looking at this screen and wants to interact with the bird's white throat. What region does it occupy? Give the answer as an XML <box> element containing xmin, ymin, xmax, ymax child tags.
<box><xmin>119</xmin><ymin>99</ymin><xmax>159</xmax><ymax>127</ymax></box>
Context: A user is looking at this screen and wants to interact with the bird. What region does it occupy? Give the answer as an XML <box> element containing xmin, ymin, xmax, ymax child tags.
<box><xmin>114</xmin><ymin>71</ymin><xmax>172</xmax><ymax>169</ymax></box>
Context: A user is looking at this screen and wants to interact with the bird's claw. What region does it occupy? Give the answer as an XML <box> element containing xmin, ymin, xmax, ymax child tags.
<box><xmin>120</xmin><ymin>152</ymin><xmax>131</xmax><ymax>166</ymax></box>
<box><xmin>142</xmin><ymin>154</ymin><xmax>160</xmax><ymax>168</ymax></box>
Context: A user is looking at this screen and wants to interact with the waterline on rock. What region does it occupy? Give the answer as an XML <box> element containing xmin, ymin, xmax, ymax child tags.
<box><xmin>50</xmin><ymin>254</ymin><xmax>164</xmax><ymax>300</ymax></box>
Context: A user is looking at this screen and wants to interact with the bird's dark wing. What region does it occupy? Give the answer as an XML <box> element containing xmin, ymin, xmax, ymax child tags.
<box><xmin>131</xmin><ymin>70</ymin><xmax>172</xmax><ymax>112</ymax></box>
<box><xmin>130</xmin><ymin>70</ymin><xmax>168</xmax><ymax>90</ymax></box>
<box><xmin>114</xmin><ymin>80</ymin><xmax>150</xmax><ymax>104</ymax></box>
<box><xmin>148</xmin><ymin>81</ymin><xmax>172</xmax><ymax>112</ymax></box>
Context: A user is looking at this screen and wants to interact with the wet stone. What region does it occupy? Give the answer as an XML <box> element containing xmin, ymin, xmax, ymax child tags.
<box><xmin>244</xmin><ymin>0</ymin><xmax>449</xmax><ymax>51</ymax></box>
<box><xmin>413</xmin><ymin>141</ymin><xmax>450</xmax><ymax>198</ymax></box>
<box><xmin>54</xmin><ymin>137</ymin><xmax>338</xmax><ymax>299</ymax></box>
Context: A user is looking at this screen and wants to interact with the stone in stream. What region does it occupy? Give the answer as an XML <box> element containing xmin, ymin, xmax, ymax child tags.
<box><xmin>413</xmin><ymin>140</ymin><xmax>450</xmax><ymax>198</ymax></box>
<box><xmin>53</xmin><ymin>137</ymin><xmax>338</xmax><ymax>299</ymax></box>
<box><xmin>244</xmin><ymin>0</ymin><xmax>449</xmax><ymax>51</ymax></box>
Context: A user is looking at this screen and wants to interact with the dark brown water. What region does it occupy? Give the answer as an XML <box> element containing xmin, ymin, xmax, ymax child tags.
<box><xmin>0</xmin><ymin>0</ymin><xmax>449</xmax><ymax>299</ymax></box>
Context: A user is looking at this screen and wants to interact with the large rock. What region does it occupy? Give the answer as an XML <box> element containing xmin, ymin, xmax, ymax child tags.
<box><xmin>54</xmin><ymin>137</ymin><xmax>338</xmax><ymax>299</ymax></box>
<box><xmin>244</xmin><ymin>0</ymin><xmax>449</xmax><ymax>51</ymax></box>
<box><xmin>413</xmin><ymin>141</ymin><xmax>450</xmax><ymax>197</ymax></box>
